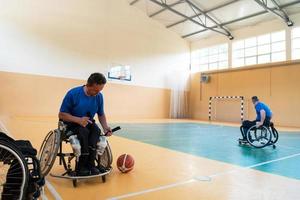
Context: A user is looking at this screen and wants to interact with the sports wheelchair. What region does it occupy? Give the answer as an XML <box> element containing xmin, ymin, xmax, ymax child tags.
<box><xmin>239</xmin><ymin>122</ymin><xmax>279</xmax><ymax>148</ymax></box>
<box><xmin>38</xmin><ymin>121</ymin><xmax>120</xmax><ymax>187</ymax></box>
<box><xmin>0</xmin><ymin>132</ymin><xmax>45</xmax><ymax>200</ymax></box>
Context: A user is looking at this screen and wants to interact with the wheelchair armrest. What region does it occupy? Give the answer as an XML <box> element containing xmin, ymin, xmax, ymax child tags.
<box><xmin>58</xmin><ymin>121</ymin><xmax>67</xmax><ymax>132</ymax></box>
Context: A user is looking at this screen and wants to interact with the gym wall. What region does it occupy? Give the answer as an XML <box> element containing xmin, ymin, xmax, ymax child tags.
<box><xmin>0</xmin><ymin>0</ymin><xmax>190</xmax><ymax>137</ymax></box>
<box><xmin>0</xmin><ymin>0</ymin><xmax>189</xmax><ymax>89</ymax></box>
<box><xmin>189</xmin><ymin>12</ymin><xmax>300</xmax><ymax>127</ymax></box>
<box><xmin>189</xmin><ymin>61</ymin><xmax>300</xmax><ymax>127</ymax></box>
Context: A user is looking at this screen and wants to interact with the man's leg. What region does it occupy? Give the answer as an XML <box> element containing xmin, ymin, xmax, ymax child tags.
<box><xmin>241</xmin><ymin>120</ymin><xmax>257</xmax><ymax>141</ymax></box>
<box><xmin>69</xmin><ymin>125</ymin><xmax>90</xmax><ymax>176</ymax></box>
<box><xmin>87</xmin><ymin>123</ymin><xmax>101</xmax><ymax>175</ymax></box>
<box><xmin>263</xmin><ymin>117</ymin><xmax>271</xmax><ymax>127</ymax></box>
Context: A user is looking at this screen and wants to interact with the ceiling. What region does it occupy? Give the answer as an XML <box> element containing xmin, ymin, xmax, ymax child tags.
<box><xmin>127</xmin><ymin>0</ymin><xmax>300</xmax><ymax>41</ymax></box>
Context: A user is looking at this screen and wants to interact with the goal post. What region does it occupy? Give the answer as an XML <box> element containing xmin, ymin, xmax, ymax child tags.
<box><xmin>208</xmin><ymin>96</ymin><xmax>245</xmax><ymax>122</ymax></box>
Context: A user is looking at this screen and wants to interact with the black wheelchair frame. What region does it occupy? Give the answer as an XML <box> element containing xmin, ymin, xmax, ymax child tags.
<box><xmin>39</xmin><ymin>122</ymin><xmax>119</xmax><ymax>187</ymax></box>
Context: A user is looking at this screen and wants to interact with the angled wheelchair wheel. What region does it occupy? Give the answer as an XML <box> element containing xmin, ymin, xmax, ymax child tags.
<box><xmin>271</xmin><ymin>127</ymin><xmax>279</xmax><ymax>144</ymax></box>
<box><xmin>38</xmin><ymin>129</ymin><xmax>61</xmax><ymax>177</ymax></box>
<box><xmin>97</xmin><ymin>142</ymin><xmax>113</xmax><ymax>169</ymax></box>
<box><xmin>246</xmin><ymin>125</ymin><xmax>272</xmax><ymax>148</ymax></box>
<box><xmin>0</xmin><ymin>139</ymin><xmax>29</xmax><ymax>200</ymax></box>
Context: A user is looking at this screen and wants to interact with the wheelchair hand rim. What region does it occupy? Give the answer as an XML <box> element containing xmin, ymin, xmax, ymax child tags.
<box><xmin>246</xmin><ymin>125</ymin><xmax>272</xmax><ymax>148</ymax></box>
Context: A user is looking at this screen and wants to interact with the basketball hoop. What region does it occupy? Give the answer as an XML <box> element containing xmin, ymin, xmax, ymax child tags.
<box><xmin>118</xmin><ymin>75</ymin><xmax>126</xmax><ymax>80</ymax></box>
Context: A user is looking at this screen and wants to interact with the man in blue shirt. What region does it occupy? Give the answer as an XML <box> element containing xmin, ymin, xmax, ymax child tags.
<box><xmin>59</xmin><ymin>73</ymin><xmax>112</xmax><ymax>176</ymax></box>
<box><xmin>240</xmin><ymin>96</ymin><xmax>273</xmax><ymax>142</ymax></box>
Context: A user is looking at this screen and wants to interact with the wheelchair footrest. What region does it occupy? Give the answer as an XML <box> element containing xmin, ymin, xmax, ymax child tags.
<box><xmin>238</xmin><ymin>139</ymin><xmax>250</xmax><ymax>145</ymax></box>
<box><xmin>50</xmin><ymin>167</ymin><xmax>112</xmax><ymax>180</ymax></box>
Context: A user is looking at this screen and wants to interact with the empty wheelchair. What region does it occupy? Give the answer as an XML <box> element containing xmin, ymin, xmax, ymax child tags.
<box><xmin>239</xmin><ymin>122</ymin><xmax>279</xmax><ymax>148</ymax></box>
<box><xmin>0</xmin><ymin>132</ymin><xmax>45</xmax><ymax>200</ymax></box>
<box><xmin>38</xmin><ymin>121</ymin><xmax>120</xmax><ymax>187</ymax></box>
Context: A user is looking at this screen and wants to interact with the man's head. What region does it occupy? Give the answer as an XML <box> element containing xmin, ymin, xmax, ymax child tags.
<box><xmin>86</xmin><ymin>73</ymin><xmax>107</xmax><ymax>96</ymax></box>
<box><xmin>251</xmin><ymin>96</ymin><xmax>259</xmax><ymax>105</ymax></box>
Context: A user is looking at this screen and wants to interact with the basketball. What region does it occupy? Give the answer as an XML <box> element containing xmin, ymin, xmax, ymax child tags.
<box><xmin>117</xmin><ymin>154</ymin><xmax>134</xmax><ymax>173</ymax></box>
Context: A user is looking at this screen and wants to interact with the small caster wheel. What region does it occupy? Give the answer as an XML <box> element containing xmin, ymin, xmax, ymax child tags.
<box><xmin>33</xmin><ymin>189</ymin><xmax>41</xmax><ymax>198</ymax></box>
<box><xmin>102</xmin><ymin>175</ymin><xmax>106</xmax><ymax>183</ymax></box>
<box><xmin>73</xmin><ymin>179</ymin><xmax>77</xmax><ymax>187</ymax></box>
<box><xmin>272</xmin><ymin>145</ymin><xmax>276</xmax><ymax>149</ymax></box>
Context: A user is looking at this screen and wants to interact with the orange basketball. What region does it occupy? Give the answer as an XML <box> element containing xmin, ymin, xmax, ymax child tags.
<box><xmin>117</xmin><ymin>154</ymin><xmax>134</xmax><ymax>173</ymax></box>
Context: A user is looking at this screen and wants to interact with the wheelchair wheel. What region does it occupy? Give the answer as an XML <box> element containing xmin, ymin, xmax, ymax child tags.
<box><xmin>271</xmin><ymin>127</ymin><xmax>279</xmax><ymax>144</ymax></box>
<box><xmin>246</xmin><ymin>125</ymin><xmax>272</xmax><ymax>148</ymax></box>
<box><xmin>97</xmin><ymin>142</ymin><xmax>113</xmax><ymax>169</ymax></box>
<box><xmin>38</xmin><ymin>130</ymin><xmax>61</xmax><ymax>177</ymax></box>
<box><xmin>0</xmin><ymin>140</ymin><xmax>29</xmax><ymax>200</ymax></box>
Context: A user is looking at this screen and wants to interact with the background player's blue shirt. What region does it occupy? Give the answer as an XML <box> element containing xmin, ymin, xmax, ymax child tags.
<box><xmin>59</xmin><ymin>86</ymin><xmax>104</xmax><ymax>119</ymax></box>
<box><xmin>255</xmin><ymin>102</ymin><xmax>272</xmax><ymax>121</ymax></box>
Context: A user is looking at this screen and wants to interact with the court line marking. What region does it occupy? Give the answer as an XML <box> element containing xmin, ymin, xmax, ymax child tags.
<box><xmin>107</xmin><ymin>152</ymin><xmax>300</xmax><ymax>200</ymax></box>
<box><xmin>46</xmin><ymin>180</ymin><xmax>63</xmax><ymax>200</ymax></box>
<box><xmin>107</xmin><ymin>179</ymin><xmax>197</xmax><ymax>200</ymax></box>
<box><xmin>209</xmin><ymin>152</ymin><xmax>300</xmax><ymax>178</ymax></box>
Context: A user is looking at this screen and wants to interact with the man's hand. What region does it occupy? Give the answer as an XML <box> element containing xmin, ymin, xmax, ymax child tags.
<box><xmin>78</xmin><ymin>117</ymin><xmax>92</xmax><ymax>127</ymax></box>
<box><xmin>256</xmin><ymin>121</ymin><xmax>263</xmax><ymax>128</ymax></box>
<box><xmin>104</xmin><ymin>127</ymin><xmax>112</xmax><ymax>136</ymax></box>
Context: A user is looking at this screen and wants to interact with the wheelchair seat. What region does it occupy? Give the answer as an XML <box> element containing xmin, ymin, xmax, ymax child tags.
<box><xmin>0</xmin><ymin>132</ymin><xmax>37</xmax><ymax>156</ymax></box>
<box><xmin>15</xmin><ymin>140</ymin><xmax>38</xmax><ymax>156</ymax></box>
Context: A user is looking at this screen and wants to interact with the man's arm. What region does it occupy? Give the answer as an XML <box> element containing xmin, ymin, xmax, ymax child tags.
<box><xmin>256</xmin><ymin>110</ymin><xmax>266</xmax><ymax>127</ymax></box>
<box><xmin>98</xmin><ymin>114</ymin><xmax>112</xmax><ymax>136</ymax></box>
<box><xmin>59</xmin><ymin>112</ymin><xmax>91</xmax><ymax>127</ymax></box>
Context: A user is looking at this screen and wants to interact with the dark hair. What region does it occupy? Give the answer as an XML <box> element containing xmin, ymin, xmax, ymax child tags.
<box><xmin>87</xmin><ymin>73</ymin><xmax>106</xmax><ymax>86</ymax></box>
<box><xmin>252</xmin><ymin>96</ymin><xmax>259</xmax><ymax>102</ymax></box>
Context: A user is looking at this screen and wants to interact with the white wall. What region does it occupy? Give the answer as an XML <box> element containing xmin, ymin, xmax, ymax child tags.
<box><xmin>191</xmin><ymin>13</ymin><xmax>300</xmax><ymax>63</ymax></box>
<box><xmin>0</xmin><ymin>0</ymin><xmax>190</xmax><ymax>89</ymax></box>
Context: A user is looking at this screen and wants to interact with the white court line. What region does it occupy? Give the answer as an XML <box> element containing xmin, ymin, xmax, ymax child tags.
<box><xmin>107</xmin><ymin>179</ymin><xmax>197</xmax><ymax>200</ymax></box>
<box><xmin>107</xmin><ymin>152</ymin><xmax>300</xmax><ymax>200</ymax></box>
<box><xmin>41</xmin><ymin>186</ymin><xmax>48</xmax><ymax>200</ymax></box>
<box><xmin>209</xmin><ymin>152</ymin><xmax>300</xmax><ymax>178</ymax></box>
<box><xmin>46</xmin><ymin>180</ymin><xmax>63</xmax><ymax>200</ymax></box>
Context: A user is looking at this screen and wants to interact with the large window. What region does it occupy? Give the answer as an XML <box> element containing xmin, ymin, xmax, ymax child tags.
<box><xmin>232</xmin><ymin>30</ymin><xmax>286</xmax><ymax>67</ymax></box>
<box><xmin>191</xmin><ymin>43</ymin><xmax>228</xmax><ymax>72</ymax></box>
<box><xmin>292</xmin><ymin>27</ymin><xmax>300</xmax><ymax>60</ymax></box>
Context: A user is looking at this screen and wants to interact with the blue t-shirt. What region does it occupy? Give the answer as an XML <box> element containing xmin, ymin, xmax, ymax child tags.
<box><xmin>255</xmin><ymin>102</ymin><xmax>272</xmax><ymax>121</ymax></box>
<box><xmin>59</xmin><ymin>86</ymin><xmax>104</xmax><ymax>118</ymax></box>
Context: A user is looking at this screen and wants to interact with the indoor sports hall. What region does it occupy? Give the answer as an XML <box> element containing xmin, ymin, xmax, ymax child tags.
<box><xmin>0</xmin><ymin>0</ymin><xmax>300</xmax><ymax>199</ymax></box>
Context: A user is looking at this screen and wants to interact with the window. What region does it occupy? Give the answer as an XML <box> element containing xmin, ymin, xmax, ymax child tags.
<box><xmin>108</xmin><ymin>65</ymin><xmax>131</xmax><ymax>81</ymax></box>
<box><xmin>191</xmin><ymin>44</ymin><xmax>228</xmax><ymax>72</ymax></box>
<box><xmin>232</xmin><ymin>30</ymin><xmax>286</xmax><ymax>67</ymax></box>
<box><xmin>292</xmin><ymin>27</ymin><xmax>300</xmax><ymax>60</ymax></box>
